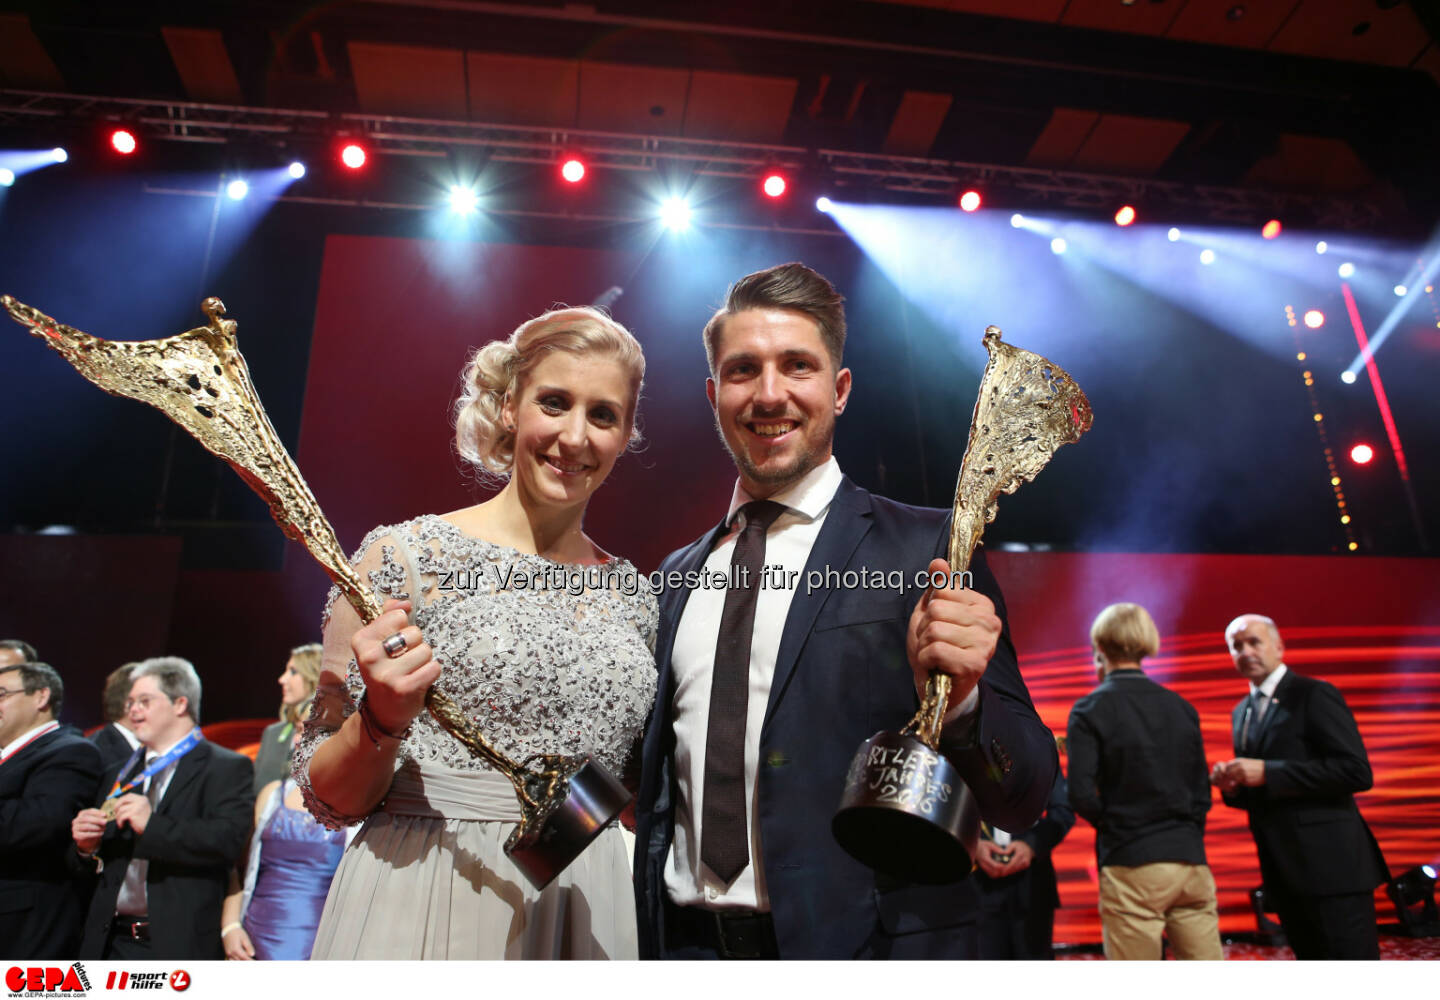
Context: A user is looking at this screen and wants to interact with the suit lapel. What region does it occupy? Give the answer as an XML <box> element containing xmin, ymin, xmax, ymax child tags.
<box><xmin>1231</xmin><ymin>699</ymin><xmax>1246</xmax><ymax>754</ymax></box>
<box><xmin>762</xmin><ymin>479</ymin><xmax>874</xmax><ymax>733</ymax></box>
<box><xmin>154</xmin><ymin>737</ymin><xmax>207</xmax><ymax>813</ymax></box>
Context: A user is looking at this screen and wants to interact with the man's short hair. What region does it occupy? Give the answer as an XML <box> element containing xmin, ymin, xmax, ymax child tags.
<box><xmin>1090</xmin><ymin>603</ymin><xmax>1161</xmax><ymax>663</ymax></box>
<box><xmin>101</xmin><ymin>662</ymin><xmax>139</xmax><ymax>724</ymax></box>
<box><xmin>1225</xmin><ymin>614</ymin><xmax>1280</xmax><ymax>642</ymax></box>
<box><xmin>0</xmin><ymin>639</ymin><xmax>38</xmax><ymax>662</ymax></box>
<box><xmin>702</xmin><ymin>262</ymin><xmax>847</xmax><ymax>375</ymax></box>
<box><xmin>131</xmin><ymin>656</ymin><xmax>202</xmax><ymax>724</ymax></box>
<box><xmin>0</xmin><ymin>660</ymin><xmax>64</xmax><ymax>717</ymax></box>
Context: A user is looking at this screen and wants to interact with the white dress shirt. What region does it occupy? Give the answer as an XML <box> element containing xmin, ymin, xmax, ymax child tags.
<box><xmin>665</xmin><ymin>457</ymin><xmax>846</xmax><ymax>911</ymax></box>
<box><xmin>0</xmin><ymin>719</ymin><xmax>59</xmax><ymax>761</ymax></box>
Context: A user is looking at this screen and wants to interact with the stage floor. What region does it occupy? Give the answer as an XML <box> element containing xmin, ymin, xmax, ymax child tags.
<box><xmin>1055</xmin><ymin>934</ymin><xmax>1438</xmax><ymax>960</ymax></box>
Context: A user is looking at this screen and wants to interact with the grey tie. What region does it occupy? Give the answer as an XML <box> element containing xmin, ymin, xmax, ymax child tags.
<box><xmin>114</xmin><ymin>757</ymin><xmax>161</xmax><ymax>916</ymax></box>
<box><xmin>1243</xmin><ymin>693</ymin><xmax>1270</xmax><ymax>751</ymax></box>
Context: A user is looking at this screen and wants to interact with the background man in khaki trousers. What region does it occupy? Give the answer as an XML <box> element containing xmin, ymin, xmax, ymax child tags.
<box><xmin>1067</xmin><ymin>604</ymin><xmax>1222</xmax><ymax>960</ymax></box>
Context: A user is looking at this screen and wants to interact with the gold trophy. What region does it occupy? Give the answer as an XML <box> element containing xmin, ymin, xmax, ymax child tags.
<box><xmin>832</xmin><ymin>325</ymin><xmax>1092</xmax><ymax>883</ymax></box>
<box><xmin>3</xmin><ymin>295</ymin><xmax>628</xmax><ymax>889</ymax></box>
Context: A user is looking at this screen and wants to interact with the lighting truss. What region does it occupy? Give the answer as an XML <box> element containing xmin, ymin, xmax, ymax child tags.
<box><xmin>0</xmin><ymin>88</ymin><xmax>1384</xmax><ymax>230</ymax></box>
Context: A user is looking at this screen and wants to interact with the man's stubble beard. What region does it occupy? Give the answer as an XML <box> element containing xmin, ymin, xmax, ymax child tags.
<box><xmin>712</xmin><ymin>412</ymin><xmax>831</xmax><ymax>491</ymax></box>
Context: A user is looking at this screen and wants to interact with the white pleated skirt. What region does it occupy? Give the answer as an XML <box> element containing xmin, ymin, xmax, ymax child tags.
<box><xmin>309</xmin><ymin>762</ymin><xmax>636</xmax><ymax>960</ymax></box>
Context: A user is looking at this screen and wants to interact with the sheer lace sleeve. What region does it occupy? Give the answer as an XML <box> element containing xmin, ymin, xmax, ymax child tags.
<box><xmin>292</xmin><ymin>525</ymin><xmax>413</xmax><ymax>829</ymax></box>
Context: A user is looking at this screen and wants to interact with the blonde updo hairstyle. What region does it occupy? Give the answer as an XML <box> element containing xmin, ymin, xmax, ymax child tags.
<box><xmin>455</xmin><ymin>307</ymin><xmax>645</xmax><ymax>477</ymax></box>
<box><xmin>1090</xmin><ymin>602</ymin><xmax>1161</xmax><ymax>665</ymax></box>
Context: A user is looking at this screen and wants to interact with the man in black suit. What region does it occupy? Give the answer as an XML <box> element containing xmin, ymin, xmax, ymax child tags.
<box><xmin>634</xmin><ymin>263</ymin><xmax>1057</xmax><ymax>959</ymax></box>
<box><xmin>89</xmin><ymin>663</ymin><xmax>141</xmax><ymax>772</ymax></box>
<box><xmin>0</xmin><ymin>659</ymin><xmax>103</xmax><ymax>958</ymax></box>
<box><xmin>974</xmin><ymin>769</ymin><xmax>1075</xmax><ymax>959</ymax></box>
<box><xmin>71</xmin><ymin>656</ymin><xmax>251</xmax><ymax>959</ymax></box>
<box><xmin>1211</xmin><ymin>614</ymin><xmax>1388</xmax><ymax>959</ymax></box>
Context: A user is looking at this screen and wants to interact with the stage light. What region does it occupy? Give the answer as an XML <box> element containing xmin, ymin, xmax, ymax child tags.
<box><xmin>50</xmin><ymin>147</ymin><xmax>67</xmax><ymax>163</ymax></box>
<box><xmin>1200</xmin><ymin>249</ymin><xmax>1216</xmax><ymax>265</ymax></box>
<box><xmin>1338</xmin><ymin>262</ymin><xmax>1355</xmax><ymax>278</ymax></box>
<box><xmin>340</xmin><ymin>143</ymin><xmax>367</xmax><ymax>170</ymax></box>
<box><xmin>1262</xmin><ymin>219</ymin><xmax>1282</xmax><ymax>239</ymax></box>
<box><xmin>1050</xmin><ymin>237</ymin><xmax>1067</xmax><ymax>255</ymax></box>
<box><xmin>1167</xmin><ymin>227</ymin><xmax>1181</xmax><ymax>242</ymax></box>
<box><xmin>1386</xmin><ymin>865</ymin><xmax>1438</xmax><ymax>937</ymax></box>
<box><xmin>762</xmin><ymin>173</ymin><xmax>787</xmax><ymax>198</ymax></box>
<box><xmin>660</xmin><ymin>197</ymin><xmax>691</xmax><ymax>231</ymax></box>
<box><xmin>1304</xmin><ymin>309</ymin><xmax>1325</xmax><ymax>329</ymax></box>
<box><xmin>1394</xmin><ymin>284</ymin><xmax>1408</xmax><ymax>297</ymax></box>
<box><xmin>288</xmin><ymin>161</ymin><xmax>306</xmax><ymax>180</ymax></box>
<box><xmin>1341</xmin><ymin>370</ymin><xmax>1357</xmax><ymax>384</ymax></box>
<box><xmin>447</xmin><ymin>184</ymin><xmax>479</xmax><ymax>215</ymax></box>
<box><xmin>1010</xmin><ymin>213</ymin><xmax>1024</xmax><ymax>228</ymax></box>
<box><xmin>110</xmin><ymin>129</ymin><xmax>137</xmax><ymax>155</ymax></box>
<box><xmin>0</xmin><ymin>168</ymin><xmax>13</xmax><ymax>187</ymax></box>
<box><xmin>958</xmin><ymin>190</ymin><xmax>981</xmax><ymax>212</ymax></box>
<box><xmin>225</xmin><ymin>178</ymin><xmax>249</xmax><ymax>201</ymax></box>
<box><xmin>1350</xmin><ymin>444</ymin><xmax>1374</xmax><ymax>464</ymax></box>
<box><xmin>561</xmin><ymin>158</ymin><xmax>585</xmax><ymax>183</ymax></box>
<box><xmin>1114</xmin><ymin>205</ymin><xmax>1136</xmax><ymax>227</ymax></box>
<box><xmin>1315</xmin><ymin>240</ymin><xmax>1328</xmax><ymax>254</ymax></box>
<box><xmin>815</xmin><ymin>196</ymin><xmax>833</xmax><ymax>213</ymax></box>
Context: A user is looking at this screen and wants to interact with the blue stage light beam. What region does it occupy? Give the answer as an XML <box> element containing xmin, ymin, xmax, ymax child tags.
<box><xmin>1342</xmin><ymin>232</ymin><xmax>1440</xmax><ymax>379</ymax></box>
<box><xmin>0</xmin><ymin>147</ymin><xmax>73</xmax><ymax>182</ymax></box>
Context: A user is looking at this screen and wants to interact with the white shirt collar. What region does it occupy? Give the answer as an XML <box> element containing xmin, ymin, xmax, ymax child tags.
<box><xmin>1250</xmin><ymin>662</ymin><xmax>1287</xmax><ymax>699</ymax></box>
<box><xmin>112</xmin><ymin>721</ymin><xmax>142</xmax><ymax>752</ymax></box>
<box><xmin>0</xmin><ymin>719</ymin><xmax>59</xmax><ymax>760</ymax></box>
<box><xmin>724</xmin><ymin>456</ymin><xmax>844</xmax><ymax>527</ymax></box>
<box><xmin>146</xmin><ymin>726</ymin><xmax>198</xmax><ymax>761</ymax></box>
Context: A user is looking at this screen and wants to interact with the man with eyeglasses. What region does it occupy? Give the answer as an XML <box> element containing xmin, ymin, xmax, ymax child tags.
<box><xmin>0</xmin><ymin>657</ymin><xmax>103</xmax><ymax>958</ymax></box>
<box><xmin>70</xmin><ymin>656</ymin><xmax>251</xmax><ymax>959</ymax></box>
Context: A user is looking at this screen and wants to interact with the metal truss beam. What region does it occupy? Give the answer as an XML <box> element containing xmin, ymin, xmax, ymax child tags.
<box><xmin>0</xmin><ymin>89</ymin><xmax>1384</xmax><ymax>230</ymax></box>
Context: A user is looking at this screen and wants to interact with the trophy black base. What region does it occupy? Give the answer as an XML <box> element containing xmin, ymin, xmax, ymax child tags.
<box><xmin>507</xmin><ymin>758</ymin><xmax>632</xmax><ymax>890</ymax></box>
<box><xmin>832</xmin><ymin>731</ymin><xmax>980</xmax><ymax>885</ymax></box>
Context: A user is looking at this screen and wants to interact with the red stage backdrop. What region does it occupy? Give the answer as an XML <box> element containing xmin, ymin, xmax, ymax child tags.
<box><xmin>297</xmin><ymin>235</ymin><xmax>1440</xmax><ymax>945</ymax></box>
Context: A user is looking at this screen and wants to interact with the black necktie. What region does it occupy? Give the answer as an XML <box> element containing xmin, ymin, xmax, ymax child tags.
<box><xmin>701</xmin><ymin>500</ymin><xmax>786</xmax><ymax>884</ymax></box>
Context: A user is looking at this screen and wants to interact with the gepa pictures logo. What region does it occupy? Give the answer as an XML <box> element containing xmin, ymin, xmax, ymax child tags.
<box><xmin>5</xmin><ymin>964</ymin><xmax>90</xmax><ymax>996</ymax></box>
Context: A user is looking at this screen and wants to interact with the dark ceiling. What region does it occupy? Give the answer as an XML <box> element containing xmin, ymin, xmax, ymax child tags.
<box><xmin>2</xmin><ymin>1</ymin><xmax>1439</xmax><ymax>230</ymax></box>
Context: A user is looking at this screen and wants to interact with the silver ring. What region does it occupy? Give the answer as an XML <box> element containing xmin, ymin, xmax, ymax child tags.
<box><xmin>381</xmin><ymin>632</ymin><xmax>408</xmax><ymax>658</ymax></box>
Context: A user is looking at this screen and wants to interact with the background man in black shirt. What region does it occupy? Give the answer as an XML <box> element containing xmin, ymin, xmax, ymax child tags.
<box><xmin>1067</xmin><ymin>603</ymin><xmax>1221</xmax><ymax>960</ymax></box>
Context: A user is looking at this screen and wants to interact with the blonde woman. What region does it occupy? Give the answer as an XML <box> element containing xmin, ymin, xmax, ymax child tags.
<box><xmin>252</xmin><ymin>643</ymin><xmax>322</xmax><ymax>795</ymax></box>
<box><xmin>293</xmin><ymin>308</ymin><xmax>656</xmax><ymax>959</ymax></box>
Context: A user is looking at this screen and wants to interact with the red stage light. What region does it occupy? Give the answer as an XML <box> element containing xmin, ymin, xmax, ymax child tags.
<box><xmin>762</xmin><ymin>173</ymin><xmax>787</xmax><ymax>198</ymax></box>
<box><xmin>1304</xmin><ymin>309</ymin><xmax>1325</xmax><ymax>329</ymax></box>
<box><xmin>959</xmin><ymin>190</ymin><xmax>981</xmax><ymax>212</ymax></box>
<box><xmin>1350</xmin><ymin>444</ymin><xmax>1374</xmax><ymax>465</ymax></box>
<box><xmin>1114</xmin><ymin>205</ymin><xmax>1136</xmax><ymax>226</ymax></box>
<box><xmin>1262</xmin><ymin>219</ymin><xmax>1282</xmax><ymax>239</ymax></box>
<box><xmin>340</xmin><ymin>143</ymin><xmax>367</xmax><ymax>170</ymax></box>
<box><xmin>561</xmin><ymin>158</ymin><xmax>585</xmax><ymax>183</ymax></box>
<box><xmin>110</xmin><ymin>129</ymin><xmax>137</xmax><ymax>155</ymax></box>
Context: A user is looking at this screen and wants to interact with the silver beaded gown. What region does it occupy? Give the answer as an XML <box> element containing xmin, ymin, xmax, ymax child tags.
<box><xmin>293</xmin><ymin>515</ymin><xmax>658</xmax><ymax>959</ymax></box>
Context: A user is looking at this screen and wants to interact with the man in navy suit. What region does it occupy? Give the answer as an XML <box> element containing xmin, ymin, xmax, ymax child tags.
<box><xmin>634</xmin><ymin>263</ymin><xmax>1057</xmax><ymax>958</ymax></box>
<box><xmin>0</xmin><ymin>659</ymin><xmax>103</xmax><ymax>958</ymax></box>
<box><xmin>1211</xmin><ymin>614</ymin><xmax>1388</xmax><ymax>959</ymax></box>
<box><xmin>71</xmin><ymin>656</ymin><xmax>251</xmax><ymax>959</ymax></box>
<box><xmin>90</xmin><ymin>663</ymin><xmax>142</xmax><ymax>773</ymax></box>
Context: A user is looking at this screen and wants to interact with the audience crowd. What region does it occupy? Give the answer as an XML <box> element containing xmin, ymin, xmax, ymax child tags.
<box><xmin>0</xmin><ymin>612</ymin><xmax>1385</xmax><ymax>961</ymax></box>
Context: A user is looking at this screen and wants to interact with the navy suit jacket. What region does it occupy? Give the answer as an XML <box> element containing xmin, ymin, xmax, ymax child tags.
<box><xmin>0</xmin><ymin>727</ymin><xmax>103</xmax><ymax>958</ymax></box>
<box><xmin>1222</xmin><ymin>669</ymin><xmax>1388</xmax><ymax>897</ymax></box>
<box><xmin>634</xmin><ymin>478</ymin><xmax>1057</xmax><ymax>958</ymax></box>
<box><xmin>77</xmin><ymin>738</ymin><xmax>252</xmax><ymax>959</ymax></box>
